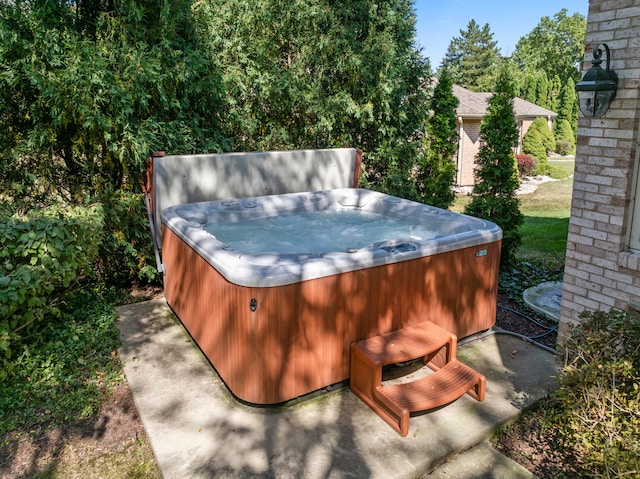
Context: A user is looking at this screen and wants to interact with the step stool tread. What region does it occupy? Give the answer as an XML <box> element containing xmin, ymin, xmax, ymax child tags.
<box><xmin>353</xmin><ymin>321</ymin><xmax>454</xmax><ymax>365</ymax></box>
<box><xmin>375</xmin><ymin>359</ymin><xmax>483</xmax><ymax>412</ymax></box>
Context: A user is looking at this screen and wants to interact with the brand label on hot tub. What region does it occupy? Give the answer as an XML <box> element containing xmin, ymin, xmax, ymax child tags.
<box><xmin>475</xmin><ymin>249</ymin><xmax>488</xmax><ymax>257</ymax></box>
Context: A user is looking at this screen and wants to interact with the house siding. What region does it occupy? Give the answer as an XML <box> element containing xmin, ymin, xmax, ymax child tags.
<box><xmin>457</xmin><ymin>119</ymin><xmax>482</xmax><ymax>186</ymax></box>
<box><xmin>452</xmin><ymin>85</ymin><xmax>556</xmax><ymax>187</ymax></box>
<box><xmin>519</xmin><ymin>119</ymin><xmax>534</xmax><ymax>155</ymax></box>
<box><xmin>559</xmin><ymin>0</ymin><xmax>640</xmax><ymax>338</ymax></box>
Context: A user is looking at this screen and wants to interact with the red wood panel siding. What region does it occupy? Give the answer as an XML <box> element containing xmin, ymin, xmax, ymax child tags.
<box><xmin>162</xmin><ymin>226</ymin><xmax>500</xmax><ymax>404</ymax></box>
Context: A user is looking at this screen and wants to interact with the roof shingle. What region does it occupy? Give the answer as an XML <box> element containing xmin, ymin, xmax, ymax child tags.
<box><xmin>452</xmin><ymin>85</ymin><xmax>557</xmax><ymax>119</ymax></box>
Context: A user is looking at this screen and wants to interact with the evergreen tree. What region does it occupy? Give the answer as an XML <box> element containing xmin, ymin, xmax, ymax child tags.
<box><xmin>519</xmin><ymin>71</ymin><xmax>562</xmax><ymax>110</ymax></box>
<box><xmin>522</xmin><ymin>73</ymin><xmax>537</xmax><ymax>103</ymax></box>
<box><xmin>441</xmin><ymin>19</ymin><xmax>501</xmax><ymax>92</ymax></box>
<box><xmin>557</xmin><ymin>78</ymin><xmax>578</xmax><ymax>136</ymax></box>
<box><xmin>523</xmin><ymin>117</ymin><xmax>554</xmax><ymax>174</ymax></box>
<box><xmin>532</xmin><ymin>117</ymin><xmax>555</xmax><ymax>151</ymax></box>
<box><xmin>464</xmin><ymin>66</ymin><xmax>523</xmax><ymax>266</ymax></box>
<box><xmin>549</xmin><ymin>75</ymin><xmax>562</xmax><ymax>112</ymax></box>
<box><xmin>535</xmin><ymin>72</ymin><xmax>550</xmax><ymax>109</ymax></box>
<box><xmin>0</xmin><ymin>0</ymin><xmax>228</xmax><ymax>201</ymax></box>
<box><xmin>554</xmin><ymin>118</ymin><xmax>575</xmax><ymax>155</ymax></box>
<box><xmin>522</xmin><ymin>127</ymin><xmax>548</xmax><ymax>172</ymax></box>
<box><xmin>417</xmin><ymin>69</ymin><xmax>458</xmax><ymax>209</ymax></box>
<box><xmin>204</xmin><ymin>0</ymin><xmax>431</xmax><ymax>199</ymax></box>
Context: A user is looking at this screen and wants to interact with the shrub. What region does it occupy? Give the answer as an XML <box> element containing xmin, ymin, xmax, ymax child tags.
<box><xmin>98</xmin><ymin>190</ymin><xmax>157</xmax><ymax>284</ymax></box>
<box><xmin>531</xmin><ymin>117</ymin><xmax>555</xmax><ymax>152</ymax></box>
<box><xmin>522</xmin><ymin>127</ymin><xmax>548</xmax><ymax>174</ymax></box>
<box><xmin>554</xmin><ymin>118</ymin><xmax>576</xmax><ymax>155</ymax></box>
<box><xmin>0</xmin><ymin>289</ymin><xmax>122</xmax><ymax>434</ymax></box>
<box><xmin>523</xmin><ymin>117</ymin><xmax>556</xmax><ymax>175</ymax></box>
<box><xmin>555</xmin><ymin>139</ymin><xmax>572</xmax><ymax>156</ymax></box>
<box><xmin>0</xmin><ymin>204</ymin><xmax>104</xmax><ymax>371</ymax></box>
<box><xmin>546</xmin><ymin>162</ymin><xmax>572</xmax><ymax>180</ymax></box>
<box><xmin>557</xmin><ymin>309</ymin><xmax>640</xmax><ymax>477</ymax></box>
<box><xmin>516</xmin><ymin>154</ymin><xmax>535</xmax><ymax>178</ymax></box>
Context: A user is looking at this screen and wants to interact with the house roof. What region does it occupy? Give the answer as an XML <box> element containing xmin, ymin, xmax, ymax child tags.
<box><xmin>453</xmin><ymin>85</ymin><xmax>557</xmax><ymax>119</ymax></box>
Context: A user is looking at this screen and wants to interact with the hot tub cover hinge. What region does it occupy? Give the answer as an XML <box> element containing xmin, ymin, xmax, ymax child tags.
<box><xmin>144</xmin><ymin>192</ymin><xmax>165</xmax><ymax>274</ymax></box>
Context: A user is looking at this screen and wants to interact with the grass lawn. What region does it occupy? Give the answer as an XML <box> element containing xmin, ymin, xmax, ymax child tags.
<box><xmin>519</xmin><ymin>158</ymin><xmax>574</xmax><ymax>260</ymax></box>
<box><xmin>453</xmin><ymin>157</ymin><xmax>574</xmax><ymax>261</ymax></box>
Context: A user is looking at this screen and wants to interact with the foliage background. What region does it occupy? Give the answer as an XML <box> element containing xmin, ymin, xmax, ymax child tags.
<box><xmin>0</xmin><ymin>1</ymin><xmax>586</xmax><ymax>294</ymax></box>
<box><xmin>0</xmin><ymin>1</ymin><xmax>586</xmax><ymax>358</ymax></box>
<box><xmin>0</xmin><ymin>0</ymin><xmax>432</xmax><ymax>284</ymax></box>
<box><xmin>0</xmin><ymin>0</ymin><xmax>434</xmax><ymax>363</ymax></box>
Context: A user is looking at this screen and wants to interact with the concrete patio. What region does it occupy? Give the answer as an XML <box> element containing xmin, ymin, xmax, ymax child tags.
<box><xmin>116</xmin><ymin>298</ymin><xmax>559</xmax><ymax>478</ymax></box>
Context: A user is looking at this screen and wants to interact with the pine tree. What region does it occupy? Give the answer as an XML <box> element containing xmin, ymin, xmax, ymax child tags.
<box><xmin>549</xmin><ymin>75</ymin><xmax>562</xmax><ymax>112</ymax></box>
<box><xmin>553</xmin><ymin>118</ymin><xmax>575</xmax><ymax>155</ymax></box>
<box><xmin>522</xmin><ymin>127</ymin><xmax>548</xmax><ymax>171</ymax></box>
<box><xmin>535</xmin><ymin>72</ymin><xmax>550</xmax><ymax>109</ymax></box>
<box><xmin>557</xmin><ymin>78</ymin><xmax>578</xmax><ymax>137</ymax></box>
<box><xmin>522</xmin><ymin>73</ymin><xmax>537</xmax><ymax>103</ymax></box>
<box><xmin>441</xmin><ymin>19</ymin><xmax>501</xmax><ymax>92</ymax></box>
<box><xmin>464</xmin><ymin>67</ymin><xmax>523</xmax><ymax>266</ymax></box>
<box><xmin>417</xmin><ymin>69</ymin><xmax>458</xmax><ymax>208</ymax></box>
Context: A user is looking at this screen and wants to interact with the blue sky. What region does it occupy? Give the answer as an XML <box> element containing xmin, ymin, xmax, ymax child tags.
<box><xmin>413</xmin><ymin>0</ymin><xmax>589</xmax><ymax>68</ymax></box>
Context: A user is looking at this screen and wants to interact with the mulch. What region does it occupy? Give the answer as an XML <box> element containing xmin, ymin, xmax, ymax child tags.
<box><xmin>494</xmin><ymin>293</ymin><xmax>558</xmax><ymax>350</ymax></box>
<box><xmin>492</xmin><ymin>294</ymin><xmax>589</xmax><ymax>478</ymax></box>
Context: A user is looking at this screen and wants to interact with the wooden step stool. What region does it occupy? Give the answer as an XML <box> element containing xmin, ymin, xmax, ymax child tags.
<box><xmin>350</xmin><ymin>320</ymin><xmax>486</xmax><ymax>436</ymax></box>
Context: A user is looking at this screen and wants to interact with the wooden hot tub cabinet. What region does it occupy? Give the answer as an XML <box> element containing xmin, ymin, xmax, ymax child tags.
<box><xmin>161</xmin><ymin>225</ymin><xmax>500</xmax><ymax>405</ymax></box>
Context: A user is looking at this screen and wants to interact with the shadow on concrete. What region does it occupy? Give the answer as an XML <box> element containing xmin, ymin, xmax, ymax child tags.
<box><xmin>116</xmin><ymin>298</ymin><xmax>559</xmax><ymax>479</ymax></box>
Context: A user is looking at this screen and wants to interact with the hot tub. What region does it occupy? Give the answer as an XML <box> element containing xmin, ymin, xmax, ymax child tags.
<box><xmin>160</xmin><ymin>188</ymin><xmax>502</xmax><ymax>404</ymax></box>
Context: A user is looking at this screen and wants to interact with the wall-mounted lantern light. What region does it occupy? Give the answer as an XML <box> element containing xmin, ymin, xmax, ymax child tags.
<box><xmin>575</xmin><ymin>43</ymin><xmax>618</xmax><ymax>118</ymax></box>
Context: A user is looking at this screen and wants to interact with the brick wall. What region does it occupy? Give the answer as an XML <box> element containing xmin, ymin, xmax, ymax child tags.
<box><xmin>457</xmin><ymin>119</ymin><xmax>481</xmax><ymax>186</ymax></box>
<box><xmin>559</xmin><ymin>0</ymin><xmax>640</xmax><ymax>338</ymax></box>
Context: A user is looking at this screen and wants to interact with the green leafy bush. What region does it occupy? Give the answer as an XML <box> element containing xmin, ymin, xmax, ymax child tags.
<box><xmin>98</xmin><ymin>190</ymin><xmax>157</xmax><ymax>284</ymax></box>
<box><xmin>555</xmin><ymin>139</ymin><xmax>572</xmax><ymax>156</ymax></box>
<box><xmin>0</xmin><ymin>289</ymin><xmax>122</xmax><ymax>435</ymax></box>
<box><xmin>554</xmin><ymin>118</ymin><xmax>576</xmax><ymax>155</ymax></box>
<box><xmin>557</xmin><ymin>309</ymin><xmax>640</xmax><ymax>477</ymax></box>
<box><xmin>0</xmin><ymin>204</ymin><xmax>103</xmax><ymax>369</ymax></box>
<box><xmin>522</xmin><ymin>127</ymin><xmax>548</xmax><ymax>174</ymax></box>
